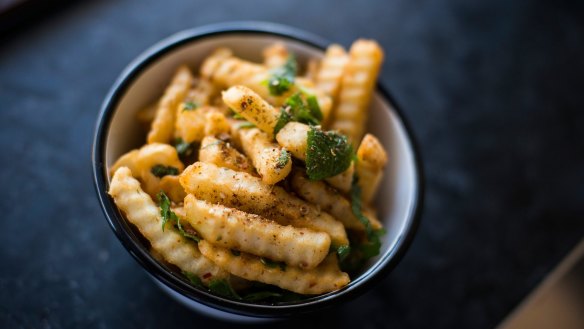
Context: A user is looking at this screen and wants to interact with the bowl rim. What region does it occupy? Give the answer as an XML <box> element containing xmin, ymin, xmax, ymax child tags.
<box><xmin>92</xmin><ymin>21</ymin><xmax>424</xmax><ymax>317</ymax></box>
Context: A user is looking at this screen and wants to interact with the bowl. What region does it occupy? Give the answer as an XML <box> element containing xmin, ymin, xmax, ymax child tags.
<box><xmin>92</xmin><ymin>21</ymin><xmax>423</xmax><ymax>321</ymax></box>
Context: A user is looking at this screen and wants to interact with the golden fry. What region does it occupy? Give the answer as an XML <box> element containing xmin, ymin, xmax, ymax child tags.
<box><xmin>179</xmin><ymin>162</ymin><xmax>349</xmax><ymax>246</ymax></box>
<box><xmin>291</xmin><ymin>169</ymin><xmax>382</xmax><ymax>231</ymax></box>
<box><xmin>330</xmin><ymin>40</ymin><xmax>383</xmax><ymax>145</ymax></box>
<box><xmin>356</xmin><ymin>134</ymin><xmax>388</xmax><ymax>204</ymax></box>
<box><xmin>239</xmin><ymin>127</ymin><xmax>291</xmax><ymax>184</ymax></box>
<box><xmin>108</xmin><ymin>167</ymin><xmax>227</xmax><ymax>284</ymax></box>
<box><xmin>147</xmin><ymin>66</ymin><xmax>193</xmax><ymax>144</ymax></box>
<box><xmin>184</xmin><ymin>195</ymin><xmax>330</xmax><ymax>269</ymax></box>
<box><xmin>198</xmin><ymin>241</ymin><xmax>349</xmax><ymax>295</ymax></box>
<box><xmin>199</xmin><ymin>136</ymin><xmax>255</xmax><ymax>175</ymax></box>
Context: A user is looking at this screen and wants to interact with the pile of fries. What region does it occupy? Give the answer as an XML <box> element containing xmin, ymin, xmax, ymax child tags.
<box><xmin>108</xmin><ymin>39</ymin><xmax>389</xmax><ymax>300</ymax></box>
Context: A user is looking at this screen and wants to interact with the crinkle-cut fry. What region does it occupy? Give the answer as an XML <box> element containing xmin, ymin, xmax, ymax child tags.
<box><xmin>331</xmin><ymin>40</ymin><xmax>384</xmax><ymax>146</ymax></box>
<box><xmin>316</xmin><ymin>44</ymin><xmax>349</xmax><ymax>102</ymax></box>
<box><xmin>134</xmin><ymin>143</ymin><xmax>185</xmax><ymax>202</ymax></box>
<box><xmin>263</xmin><ymin>42</ymin><xmax>289</xmax><ymax>69</ymax></box>
<box><xmin>159</xmin><ymin>175</ymin><xmax>187</xmax><ymax>204</ymax></box>
<box><xmin>356</xmin><ymin>134</ymin><xmax>388</xmax><ymax>204</ymax></box>
<box><xmin>184</xmin><ymin>195</ymin><xmax>330</xmax><ymax>269</ymax></box>
<box><xmin>188</xmin><ymin>77</ymin><xmax>216</xmax><ymax>107</ymax></box>
<box><xmin>179</xmin><ymin>162</ymin><xmax>349</xmax><ymax>246</ymax></box>
<box><xmin>324</xmin><ymin>163</ymin><xmax>354</xmax><ymax>194</ymax></box>
<box><xmin>174</xmin><ymin>106</ymin><xmax>217</xmax><ymax>143</ymax></box>
<box><xmin>204</xmin><ymin>53</ymin><xmax>332</xmax><ymax>120</ymax></box>
<box><xmin>204</xmin><ymin>111</ymin><xmax>230</xmax><ymax>137</ymax></box>
<box><xmin>275</xmin><ymin>122</ymin><xmax>309</xmax><ymax>160</ymax></box>
<box><xmin>290</xmin><ymin>169</ymin><xmax>382</xmax><ymax>231</ymax></box>
<box><xmin>222</xmin><ymin>86</ymin><xmax>280</xmax><ymax>138</ymax></box>
<box><xmin>108</xmin><ymin>167</ymin><xmax>228</xmax><ymax>284</ymax></box>
<box><xmin>110</xmin><ymin>149</ymin><xmax>139</xmax><ymax>177</ymax></box>
<box><xmin>199</xmin><ymin>136</ymin><xmax>255</xmax><ymax>175</ymax></box>
<box><xmin>136</xmin><ymin>143</ymin><xmax>184</xmax><ymax>174</ymax></box>
<box><xmin>238</xmin><ymin>127</ymin><xmax>291</xmax><ymax>184</ymax></box>
<box><xmin>148</xmin><ymin>66</ymin><xmax>193</xmax><ymax>144</ymax></box>
<box><xmin>201</xmin><ymin>50</ymin><xmax>265</xmax><ymax>88</ymax></box>
<box><xmin>199</xmin><ymin>47</ymin><xmax>233</xmax><ymax>79</ymax></box>
<box><xmin>198</xmin><ymin>241</ymin><xmax>349</xmax><ymax>295</ymax></box>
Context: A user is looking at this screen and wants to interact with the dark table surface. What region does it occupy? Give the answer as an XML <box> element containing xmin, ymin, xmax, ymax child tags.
<box><xmin>1</xmin><ymin>0</ymin><xmax>583</xmax><ymax>328</ymax></box>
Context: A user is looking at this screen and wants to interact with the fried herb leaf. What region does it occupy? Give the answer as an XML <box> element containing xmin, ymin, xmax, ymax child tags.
<box><xmin>237</xmin><ymin>122</ymin><xmax>256</xmax><ymax>129</ymax></box>
<box><xmin>273</xmin><ymin>107</ymin><xmax>292</xmax><ymax>135</ymax></box>
<box><xmin>336</xmin><ymin>245</ymin><xmax>351</xmax><ymax>262</ymax></box>
<box><xmin>276</xmin><ymin>149</ymin><xmax>290</xmax><ymax>169</ymax></box>
<box><xmin>209</xmin><ymin>279</ymin><xmax>241</xmax><ymax>300</ymax></box>
<box><xmin>265</xmin><ymin>55</ymin><xmax>297</xmax><ymax>96</ymax></box>
<box><xmin>350</xmin><ymin>175</ymin><xmax>385</xmax><ymax>258</ymax></box>
<box><xmin>157</xmin><ymin>191</ymin><xmax>200</xmax><ymax>242</ymax></box>
<box><xmin>183</xmin><ymin>271</ymin><xmax>204</xmax><ymax>288</ymax></box>
<box><xmin>182</xmin><ymin>101</ymin><xmax>199</xmax><ymax>111</ymax></box>
<box><xmin>305</xmin><ymin>127</ymin><xmax>353</xmax><ymax>180</ymax></box>
<box><xmin>173</xmin><ymin>138</ymin><xmax>194</xmax><ymax>157</ymax></box>
<box><xmin>260</xmin><ymin>257</ymin><xmax>287</xmax><ymax>271</ymax></box>
<box><xmin>151</xmin><ymin>165</ymin><xmax>179</xmax><ymax>178</ymax></box>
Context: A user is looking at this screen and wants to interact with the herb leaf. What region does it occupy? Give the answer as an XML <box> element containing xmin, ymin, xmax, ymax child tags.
<box><xmin>283</xmin><ymin>93</ymin><xmax>320</xmax><ymax>126</ymax></box>
<box><xmin>273</xmin><ymin>93</ymin><xmax>322</xmax><ymax>135</ymax></box>
<box><xmin>238</xmin><ymin>122</ymin><xmax>256</xmax><ymax>129</ymax></box>
<box><xmin>273</xmin><ymin>107</ymin><xmax>292</xmax><ymax>135</ymax></box>
<box><xmin>265</xmin><ymin>55</ymin><xmax>297</xmax><ymax>96</ymax></box>
<box><xmin>209</xmin><ymin>279</ymin><xmax>241</xmax><ymax>300</ymax></box>
<box><xmin>350</xmin><ymin>175</ymin><xmax>384</xmax><ymax>258</ymax></box>
<box><xmin>157</xmin><ymin>191</ymin><xmax>200</xmax><ymax>242</ymax></box>
<box><xmin>174</xmin><ymin>138</ymin><xmax>194</xmax><ymax>157</ymax></box>
<box><xmin>260</xmin><ymin>257</ymin><xmax>287</xmax><ymax>271</ymax></box>
<box><xmin>305</xmin><ymin>127</ymin><xmax>354</xmax><ymax>180</ymax></box>
<box><xmin>336</xmin><ymin>245</ymin><xmax>351</xmax><ymax>262</ymax></box>
<box><xmin>306</xmin><ymin>94</ymin><xmax>323</xmax><ymax>121</ymax></box>
<box><xmin>183</xmin><ymin>101</ymin><xmax>199</xmax><ymax>111</ymax></box>
<box><xmin>151</xmin><ymin>165</ymin><xmax>179</xmax><ymax>178</ymax></box>
<box><xmin>183</xmin><ymin>271</ymin><xmax>204</xmax><ymax>288</ymax></box>
<box><xmin>276</xmin><ymin>149</ymin><xmax>290</xmax><ymax>169</ymax></box>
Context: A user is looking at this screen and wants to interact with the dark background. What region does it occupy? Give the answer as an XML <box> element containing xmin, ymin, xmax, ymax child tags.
<box><xmin>1</xmin><ymin>0</ymin><xmax>583</xmax><ymax>328</ymax></box>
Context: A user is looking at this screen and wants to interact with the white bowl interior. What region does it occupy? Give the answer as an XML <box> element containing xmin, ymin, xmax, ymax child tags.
<box><xmin>105</xmin><ymin>33</ymin><xmax>418</xmax><ymax>292</ymax></box>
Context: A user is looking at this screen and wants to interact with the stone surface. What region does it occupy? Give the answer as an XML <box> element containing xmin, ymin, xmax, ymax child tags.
<box><xmin>1</xmin><ymin>0</ymin><xmax>583</xmax><ymax>328</ymax></box>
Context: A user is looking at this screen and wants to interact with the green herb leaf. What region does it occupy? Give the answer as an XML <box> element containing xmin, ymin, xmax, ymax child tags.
<box><xmin>151</xmin><ymin>164</ymin><xmax>179</xmax><ymax>178</ymax></box>
<box><xmin>265</xmin><ymin>55</ymin><xmax>297</xmax><ymax>96</ymax></box>
<box><xmin>306</xmin><ymin>94</ymin><xmax>323</xmax><ymax>121</ymax></box>
<box><xmin>305</xmin><ymin>127</ymin><xmax>354</xmax><ymax>180</ymax></box>
<box><xmin>260</xmin><ymin>257</ymin><xmax>287</xmax><ymax>271</ymax></box>
<box><xmin>238</xmin><ymin>122</ymin><xmax>256</xmax><ymax>129</ymax></box>
<box><xmin>273</xmin><ymin>107</ymin><xmax>292</xmax><ymax>135</ymax></box>
<box><xmin>232</xmin><ymin>113</ymin><xmax>245</xmax><ymax>120</ymax></box>
<box><xmin>174</xmin><ymin>138</ymin><xmax>194</xmax><ymax>157</ymax></box>
<box><xmin>350</xmin><ymin>175</ymin><xmax>384</xmax><ymax>258</ymax></box>
<box><xmin>208</xmin><ymin>279</ymin><xmax>241</xmax><ymax>300</ymax></box>
<box><xmin>283</xmin><ymin>93</ymin><xmax>320</xmax><ymax>126</ymax></box>
<box><xmin>183</xmin><ymin>271</ymin><xmax>204</xmax><ymax>288</ymax></box>
<box><xmin>157</xmin><ymin>191</ymin><xmax>200</xmax><ymax>242</ymax></box>
<box><xmin>336</xmin><ymin>245</ymin><xmax>351</xmax><ymax>262</ymax></box>
<box><xmin>273</xmin><ymin>93</ymin><xmax>322</xmax><ymax>135</ymax></box>
<box><xmin>183</xmin><ymin>101</ymin><xmax>199</xmax><ymax>111</ymax></box>
<box><xmin>276</xmin><ymin>149</ymin><xmax>290</xmax><ymax>169</ymax></box>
